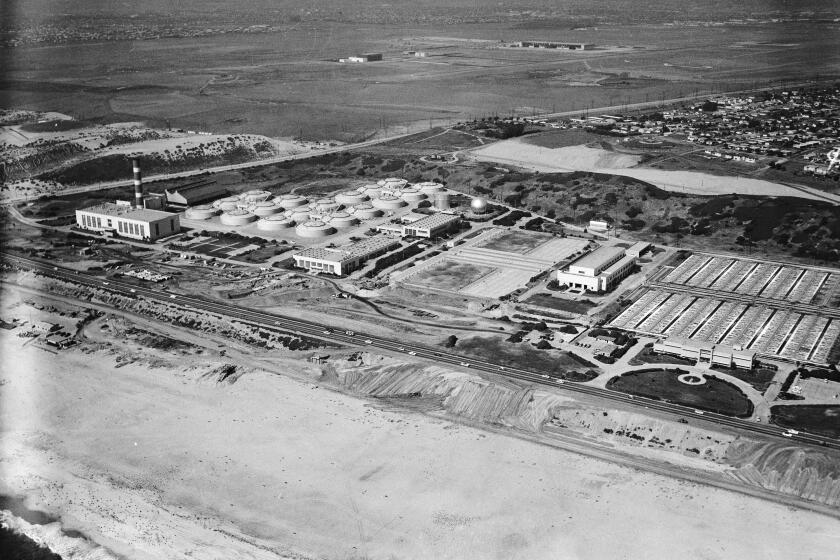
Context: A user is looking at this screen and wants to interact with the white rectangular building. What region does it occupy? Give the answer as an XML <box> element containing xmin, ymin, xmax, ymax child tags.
<box><xmin>293</xmin><ymin>235</ymin><xmax>400</xmax><ymax>276</ymax></box>
<box><xmin>556</xmin><ymin>246</ymin><xmax>636</xmax><ymax>292</ymax></box>
<box><xmin>377</xmin><ymin>213</ymin><xmax>460</xmax><ymax>239</ymax></box>
<box><xmin>76</xmin><ymin>203</ymin><xmax>180</xmax><ymax>241</ymax></box>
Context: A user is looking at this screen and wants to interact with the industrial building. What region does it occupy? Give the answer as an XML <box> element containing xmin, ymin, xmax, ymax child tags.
<box><xmin>377</xmin><ymin>213</ymin><xmax>460</xmax><ymax>239</ymax></box>
<box><xmin>292</xmin><ymin>235</ymin><xmax>400</xmax><ymax>276</ymax></box>
<box><xmin>556</xmin><ymin>246</ymin><xmax>637</xmax><ymax>292</ymax></box>
<box><xmin>76</xmin><ymin>203</ymin><xmax>180</xmax><ymax>241</ymax></box>
<box><xmin>515</xmin><ymin>41</ymin><xmax>594</xmax><ymax>50</ymax></box>
<box><xmin>653</xmin><ymin>337</ymin><xmax>756</xmax><ymax>369</ymax></box>
<box><xmin>165</xmin><ymin>181</ymin><xmax>228</xmax><ymax>208</ymax></box>
<box><xmin>340</xmin><ymin>53</ymin><xmax>383</xmax><ymax>63</ymax></box>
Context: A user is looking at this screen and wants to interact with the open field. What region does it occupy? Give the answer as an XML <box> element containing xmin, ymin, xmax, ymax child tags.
<box><xmin>405</xmin><ymin>260</ymin><xmax>494</xmax><ymax>291</ymax></box>
<box><xmin>607</xmin><ymin>369</ymin><xmax>754</xmax><ymax>417</ymax></box>
<box><xmin>475</xmin><ymin>229</ymin><xmax>552</xmax><ymax>253</ymax></box>
<box><xmin>471</xmin><ymin>138</ymin><xmax>840</xmax><ymax>203</ymax></box>
<box><xmin>770</xmin><ymin>405</ymin><xmax>840</xmax><ymax>439</ymax></box>
<box><xmin>3</xmin><ymin>1</ymin><xmax>840</xmax><ymax>143</ymax></box>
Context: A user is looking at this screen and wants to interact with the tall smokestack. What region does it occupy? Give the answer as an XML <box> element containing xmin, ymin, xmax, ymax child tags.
<box><xmin>132</xmin><ymin>158</ymin><xmax>143</xmax><ymax>208</ymax></box>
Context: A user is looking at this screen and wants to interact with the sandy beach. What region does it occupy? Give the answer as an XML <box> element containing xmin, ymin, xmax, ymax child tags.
<box><xmin>2</xmin><ymin>327</ymin><xmax>839</xmax><ymax>560</ymax></box>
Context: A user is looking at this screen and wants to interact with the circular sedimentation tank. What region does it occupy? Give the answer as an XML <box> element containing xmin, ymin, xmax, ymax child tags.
<box><xmin>335</xmin><ymin>190</ymin><xmax>369</xmax><ymax>205</ymax></box>
<box><xmin>241</xmin><ymin>189</ymin><xmax>272</xmax><ymax>203</ymax></box>
<box><xmin>213</xmin><ymin>195</ymin><xmax>241</xmax><ymax>209</ymax></box>
<box><xmin>185</xmin><ymin>205</ymin><xmax>219</xmax><ymax>220</ymax></box>
<box><xmin>295</xmin><ymin>220</ymin><xmax>336</xmax><ymax>238</ymax></box>
<box><xmin>372</xmin><ymin>194</ymin><xmax>407</xmax><ymax>210</ymax></box>
<box><xmin>361</xmin><ymin>184</ymin><xmax>383</xmax><ymax>196</ymax></box>
<box><xmin>220</xmin><ymin>209</ymin><xmax>258</xmax><ymax>226</ymax></box>
<box><xmin>378</xmin><ymin>177</ymin><xmax>407</xmax><ymax>189</ymax></box>
<box><xmin>398</xmin><ymin>187</ymin><xmax>426</xmax><ymax>203</ymax></box>
<box><xmin>277</xmin><ymin>194</ymin><xmax>308</xmax><ymax>208</ymax></box>
<box><xmin>416</xmin><ymin>181</ymin><xmax>444</xmax><ymax>194</ymax></box>
<box><xmin>216</xmin><ymin>201</ymin><xmax>239</xmax><ymax>212</ymax></box>
<box><xmin>251</xmin><ymin>201</ymin><xmax>282</xmax><ymax>217</ymax></box>
<box><xmin>288</xmin><ymin>209</ymin><xmax>312</xmax><ymax>224</ymax></box>
<box><xmin>326</xmin><ymin>211</ymin><xmax>359</xmax><ymax>229</ymax></box>
<box><xmin>257</xmin><ymin>215</ymin><xmax>294</xmax><ymax>231</ymax></box>
<box><xmin>312</xmin><ymin>197</ymin><xmax>341</xmax><ymax>213</ymax></box>
<box><xmin>350</xmin><ymin>203</ymin><xmax>383</xmax><ymax>220</ymax></box>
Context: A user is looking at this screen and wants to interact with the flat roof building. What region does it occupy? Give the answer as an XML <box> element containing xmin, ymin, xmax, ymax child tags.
<box><xmin>557</xmin><ymin>246</ymin><xmax>636</xmax><ymax>293</ymax></box>
<box><xmin>377</xmin><ymin>212</ymin><xmax>460</xmax><ymax>239</ymax></box>
<box><xmin>653</xmin><ymin>337</ymin><xmax>755</xmax><ymax>369</ymax></box>
<box><xmin>76</xmin><ymin>202</ymin><xmax>180</xmax><ymax>242</ymax></box>
<box><xmin>292</xmin><ymin>235</ymin><xmax>400</xmax><ymax>276</ymax></box>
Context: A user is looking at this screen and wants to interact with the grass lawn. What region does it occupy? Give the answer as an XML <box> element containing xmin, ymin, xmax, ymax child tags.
<box><xmin>522</xmin><ymin>293</ymin><xmax>595</xmax><ymax>314</ymax></box>
<box><xmin>628</xmin><ymin>346</ymin><xmax>697</xmax><ymax>367</ymax></box>
<box><xmin>408</xmin><ymin>261</ymin><xmax>493</xmax><ymax>292</ymax></box>
<box><xmin>607</xmin><ymin>368</ymin><xmax>753</xmax><ymax>417</ymax></box>
<box><xmin>455</xmin><ymin>335</ymin><xmax>599</xmax><ymax>382</ymax></box>
<box><xmin>710</xmin><ymin>365</ymin><xmax>779</xmax><ymax>394</ymax></box>
<box><xmin>770</xmin><ymin>405</ymin><xmax>840</xmax><ymax>439</ymax></box>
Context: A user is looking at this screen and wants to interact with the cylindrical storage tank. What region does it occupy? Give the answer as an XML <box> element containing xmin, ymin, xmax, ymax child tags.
<box><xmin>213</xmin><ymin>195</ymin><xmax>241</xmax><ymax>209</ymax></box>
<box><xmin>241</xmin><ymin>189</ymin><xmax>271</xmax><ymax>203</ymax></box>
<box><xmin>350</xmin><ymin>203</ymin><xmax>383</xmax><ymax>220</ymax></box>
<box><xmin>335</xmin><ymin>190</ymin><xmax>369</xmax><ymax>206</ymax></box>
<box><xmin>220</xmin><ymin>209</ymin><xmax>258</xmax><ymax>226</ymax></box>
<box><xmin>251</xmin><ymin>201</ymin><xmax>282</xmax><ymax>217</ymax></box>
<box><xmin>372</xmin><ymin>194</ymin><xmax>407</xmax><ymax>210</ymax></box>
<box><xmin>277</xmin><ymin>194</ymin><xmax>309</xmax><ymax>209</ymax></box>
<box><xmin>288</xmin><ymin>209</ymin><xmax>312</xmax><ymax>224</ymax></box>
<box><xmin>257</xmin><ymin>215</ymin><xmax>294</xmax><ymax>231</ymax></box>
<box><xmin>361</xmin><ymin>184</ymin><xmax>382</xmax><ymax>197</ymax></box>
<box><xmin>185</xmin><ymin>205</ymin><xmax>219</xmax><ymax>220</ymax></box>
<box><xmin>295</xmin><ymin>220</ymin><xmax>336</xmax><ymax>238</ymax></box>
<box><xmin>398</xmin><ymin>188</ymin><xmax>426</xmax><ymax>203</ymax></box>
<box><xmin>216</xmin><ymin>201</ymin><xmax>239</xmax><ymax>212</ymax></box>
<box><xmin>434</xmin><ymin>192</ymin><xmax>451</xmax><ymax>210</ymax></box>
<box><xmin>381</xmin><ymin>177</ymin><xmax>407</xmax><ymax>189</ymax></box>
<box><xmin>313</xmin><ymin>197</ymin><xmax>340</xmax><ymax>213</ymax></box>
<box><xmin>326</xmin><ymin>211</ymin><xmax>359</xmax><ymax>229</ymax></box>
<box><xmin>416</xmin><ymin>181</ymin><xmax>444</xmax><ymax>194</ymax></box>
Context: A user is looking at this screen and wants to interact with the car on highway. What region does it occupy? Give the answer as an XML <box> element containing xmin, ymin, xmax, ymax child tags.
<box><xmin>323</xmin><ymin>330</ymin><xmax>332</xmax><ymax>335</ymax></box>
<box><xmin>782</xmin><ymin>432</ymin><xmax>793</xmax><ymax>437</ymax></box>
<box><xmin>364</xmin><ymin>339</ymin><xmax>373</xmax><ymax>344</ymax></box>
<box><xmin>556</xmin><ymin>379</ymin><xmax>565</xmax><ymax>384</ymax></box>
<box><xmin>397</xmin><ymin>347</ymin><xmax>405</xmax><ymax>351</ymax></box>
<box><xmin>408</xmin><ymin>351</ymin><xmax>416</xmax><ymax>356</ymax></box>
<box><xmin>460</xmin><ymin>362</ymin><xmax>470</xmax><ymax>367</ymax></box>
<box><xmin>130</xmin><ymin>289</ymin><xmax>136</xmax><ymax>293</ymax></box>
<box><xmin>102</xmin><ymin>282</ymin><xmax>109</xmax><ymax>286</ymax></box>
<box><xmin>693</xmin><ymin>409</ymin><xmax>704</xmax><ymax>415</ymax></box>
<box><xmin>786</xmin><ymin>429</ymin><xmax>800</xmax><ymax>435</ymax></box>
<box><xmin>53</xmin><ymin>267</ymin><xmax>58</xmax><ymax>271</ymax></box>
<box><xmin>170</xmin><ymin>295</ymin><xmax>177</xmax><ymax>299</ymax></box>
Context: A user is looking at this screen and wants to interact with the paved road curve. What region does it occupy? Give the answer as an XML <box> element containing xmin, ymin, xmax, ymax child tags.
<box><xmin>3</xmin><ymin>251</ymin><xmax>836</xmax><ymax>451</ymax></box>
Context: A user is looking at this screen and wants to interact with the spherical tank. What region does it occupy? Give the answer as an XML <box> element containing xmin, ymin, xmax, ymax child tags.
<box><xmin>295</xmin><ymin>220</ymin><xmax>336</xmax><ymax>238</ymax></box>
<box><xmin>470</xmin><ymin>197</ymin><xmax>488</xmax><ymax>214</ymax></box>
<box><xmin>220</xmin><ymin>209</ymin><xmax>258</xmax><ymax>226</ymax></box>
<box><xmin>185</xmin><ymin>205</ymin><xmax>219</xmax><ymax>220</ymax></box>
<box><xmin>257</xmin><ymin>215</ymin><xmax>294</xmax><ymax>231</ymax></box>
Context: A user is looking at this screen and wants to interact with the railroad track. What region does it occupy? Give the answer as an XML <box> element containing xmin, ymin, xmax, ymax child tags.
<box><xmin>3</xmin><ymin>251</ymin><xmax>837</xmax><ymax>451</ymax></box>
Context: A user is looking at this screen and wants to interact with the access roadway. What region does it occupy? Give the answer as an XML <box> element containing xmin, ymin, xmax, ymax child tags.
<box><xmin>3</xmin><ymin>251</ymin><xmax>837</xmax><ymax>451</ymax></box>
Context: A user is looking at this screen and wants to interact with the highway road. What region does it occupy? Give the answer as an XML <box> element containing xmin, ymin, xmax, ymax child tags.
<box><xmin>3</xmin><ymin>251</ymin><xmax>838</xmax><ymax>451</ymax></box>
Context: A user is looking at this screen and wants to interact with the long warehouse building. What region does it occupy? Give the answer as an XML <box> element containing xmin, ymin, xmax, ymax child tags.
<box><xmin>76</xmin><ymin>202</ymin><xmax>180</xmax><ymax>241</ymax></box>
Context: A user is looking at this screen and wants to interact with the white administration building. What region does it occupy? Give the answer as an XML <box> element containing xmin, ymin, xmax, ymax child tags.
<box><xmin>292</xmin><ymin>235</ymin><xmax>400</xmax><ymax>276</ymax></box>
<box><xmin>653</xmin><ymin>337</ymin><xmax>756</xmax><ymax>369</ymax></box>
<box><xmin>76</xmin><ymin>203</ymin><xmax>180</xmax><ymax>241</ymax></box>
<box><xmin>556</xmin><ymin>245</ymin><xmax>637</xmax><ymax>292</ymax></box>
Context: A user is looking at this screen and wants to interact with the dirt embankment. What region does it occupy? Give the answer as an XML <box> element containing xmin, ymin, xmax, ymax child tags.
<box><xmin>328</xmin><ymin>359</ymin><xmax>840</xmax><ymax>509</ymax></box>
